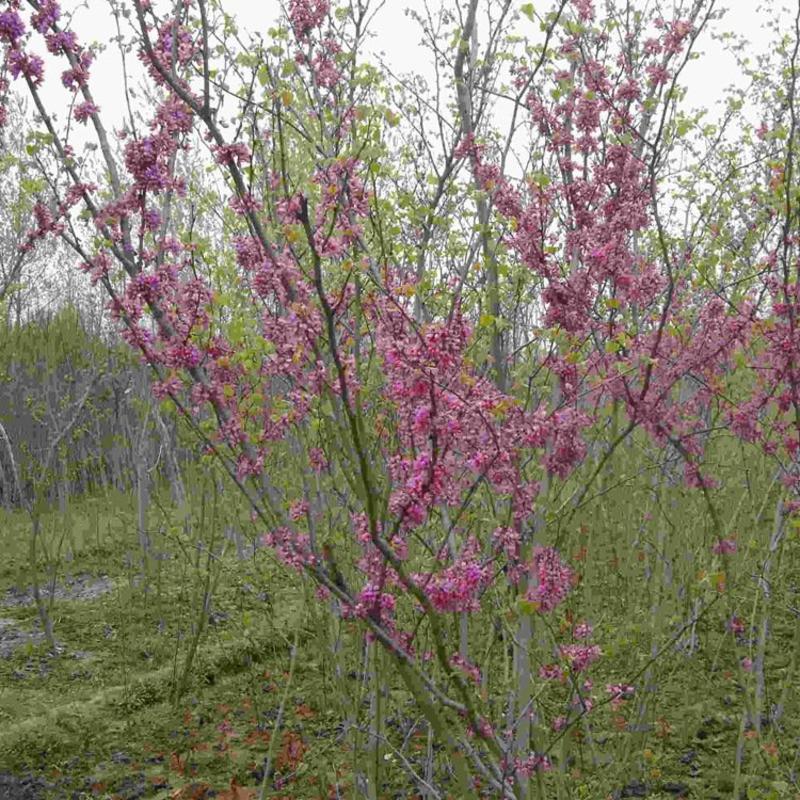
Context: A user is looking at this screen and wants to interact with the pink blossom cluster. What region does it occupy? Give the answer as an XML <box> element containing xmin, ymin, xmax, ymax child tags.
<box><xmin>450</xmin><ymin>653</ymin><xmax>481</xmax><ymax>685</ymax></box>
<box><xmin>605</xmin><ymin>683</ymin><xmax>635</xmax><ymax>710</ymax></box>
<box><xmin>0</xmin><ymin>9</ymin><xmax>24</xmax><ymax>44</ymax></box>
<box><xmin>727</xmin><ymin>616</ymin><xmax>746</xmax><ymax>639</ymax></box>
<box><xmin>412</xmin><ymin>538</ymin><xmax>489</xmax><ymax>614</ymax></box>
<box><xmin>341</xmin><ymin>583</ymin><xmax>397</xmax><ymax>627</ymax></box>
<box><xmin>515</xmin><ymin>752</ymin><xmax>552</xmax><ymax>777</ymax></box>
<box><xmin>526</xmin><ymin>546</ymin><xmax>573</xmax><ymax>612</ymax></box>
<box><xmin>712</xmin><ymin>538</ymin><xmax>737</xmax><ymax>555</ymax></box>
<box><xmin>138</xmin><ymin>18</ymin><xmax>199</xmax><ymax>89</ymax></box>
<box><xmin>288</xmin><ymin>0</ymin><xmax>329</xmax><ymax>40</ymax></box>
<box><xmin>559</xmin><ymin>643</ymin><xmax>602</xmax><ymax>673</ymax></box>
<box><xmin>539</xmin><ymin>663</ymin><xmax>565</xmax><ymax>682</ymax></box>
<box><xmin>261</xmin><ymin>527</ymin><xmax>315</xmax><ymax>572</ymax></box>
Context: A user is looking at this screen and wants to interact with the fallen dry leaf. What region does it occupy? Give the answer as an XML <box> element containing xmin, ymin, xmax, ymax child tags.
<box><xmin>169</xmin><ymin>783</ymin><xmax>212</xmax><ymax>800</ymax></box>
<box><xmin>216</xmin><ymin>777</ymin><xmax>258</xmax><ymax>799</ymax></box>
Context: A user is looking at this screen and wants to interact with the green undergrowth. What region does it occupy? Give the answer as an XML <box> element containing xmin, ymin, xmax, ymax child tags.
<box><xmin>0</xmin><ymin>487</ymin><xmax>332</xmax><ymax>798</ymax></box>
<box><xmin>0</xmin><ymin>477</ymin><xmax>799</xmax><ymax>799</ymax></box>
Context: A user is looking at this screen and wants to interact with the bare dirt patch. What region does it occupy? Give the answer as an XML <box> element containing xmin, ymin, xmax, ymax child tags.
<box><xmin>1</xmin><ymin>573</ymin><xmax>112</xmax><ymax>608</ymax></box>
<box><xmin>0</xmin><ymin>617</ymin><xmax>45</xmax><ymax>658</ymax></box>
<box><xmin>0</xmin><ymin>573</ymin><xmax>112</xmax><ymax>658</ymax></box>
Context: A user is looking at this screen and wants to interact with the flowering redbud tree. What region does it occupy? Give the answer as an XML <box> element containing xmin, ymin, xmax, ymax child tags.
<box><xmin>2</xmin><ymin>0</ymin><xmax>799</xmax><ymax>795</ymax></box>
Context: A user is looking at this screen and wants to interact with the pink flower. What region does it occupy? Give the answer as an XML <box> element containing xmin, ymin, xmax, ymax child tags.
<box><xmin>606</xmin><ymin>683</ymin><xmax>635</xmax><ymax>710</ymax></box>
<box><xmin>229</xmin><ymin>194</ymin><xmax>263</xmax><ymax>215</ymax></box>
<box><xmin>342</xmin><ymin>584</ymin><xmax>397</xmax><ymax>626</ymax></box>
<box><xmin>217</xmin><ymin>719</ymin><xmax>233</xmax><ymax>735</ymax></box>
<box><xmin>74</xmin><ymin>101</ymin><xmax>99</xmax><ymax>123</ymax></box>
<box><xmin>310</xmin><ymin>50</ymin><xmax>340</xmax><ymax>88</ymax></box>
<box><xmin>571</xmin><ymin>694</ymin><xmax>593</xmax><ymax>713</ymax></box>
<box><xmin>712</xmin><ymin>538</ymin><xmax>737</xmax><ymax>555</ymax></box>
<box><xmin>288</xmin><ymin>0</ymin><xmax>329</xmax><ymax>40</ymax></box>
<box><xmin>573</xmin><ymin>621</ymin><xmax>593</xmax><ymax>640</ymax></box>
<box><xmin>79</xmin><ymin>252</ymin><xmax>112</xmax><ymax>286</ymax></box>
<box><xmin>468</xmin><ymin>717</ymin><xmax>494</xmax><ymax>739</ymax></box>
<box><xmin>0</xmin><ymin>10</ymin><xmax>25</xmax><ymax>43</ymax></box>
<box><xmin>31</xmin><ymin>0</ymin><xmax>60</xmax><ymax>33</ymax></box>
<box><xmin>516</xmin><ymin>753</ymin><xmax>552</xmax><ymax>777</ymax></box>
<box><xmin>152</xmin><ymin>375</ymin><xmax>183</xmax><ymax>400</ymax></box>
<box><xmin>65</xmin><ymin>182</ymin><xmax>97</xmax><ymax>206</ymax></box>
<box><xmin>413</xmin><ymin>539</ymin><xmax>489</xmax><ymax>614</ymax></box>
<box><xmin>727</xmin><ymin>616</ymin><xmax>745</xmax><ymax>637</ymax></box>
<box><xmin>262</xmin><ymin>526</ymin><xmax>315</xmax><ymax>571</ymax></box>
<box><xmin>214</xmin><ymin>142</ymin><xmax>252</xmax><ymax>166</ymax></box>
<box><xmin>526</xmin><ymin>547</ymin><xmax>573</xmax><ymax>612</ymax></box>
<box><xmin>8</xmin><ymin>50</ymin><xmax>45</xmax><ymax>85</ymax></box>
<box><xmin>289</xmin><ymin>500</ymin><xmax>309</xmax><ymax>522</ymax></box>
<box><xmin>539</xmin><ymin>663</ymin><xmax>564</xmax><ymax>681</ymax></box>
<box><xmin>664</xmin><ymin>19</ymin><xmax>692</xmax><ymax>54</ymax></box>
<box><xmin>559</xmin><ymin>644</ymin><xmax>602</xmax><ymax>673</ymax></box>
<box><xmin>646</xmin><ymin>63</ymin><xmax>670</xmax><ymax>86</ymax></box>
<box><xmin>61</xmin><ymin>51</ymin><xmax>93</xmax><ymax>89</ymax></box>
<box><xmin>572</xmin><ymin>0</ymin><xmax>594</xmax><ymax>22</ymax></box>
<box><xmin>308</xmin><ymin>447</ymin><xmax>328</xmax><ymax>472</ymax></box>
<box><xmin>450</xmin><ymin>653</ymin><xmax>481</xmax><ymax>684</ymax></box>
<box><xmin>45</xmin><ymin>30</ymin><xmax>77</xmax><ymax>54</ymax></box>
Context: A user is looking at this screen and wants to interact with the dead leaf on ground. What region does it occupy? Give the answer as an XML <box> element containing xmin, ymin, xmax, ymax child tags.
<box><xmin>244</xmin><ymin>728</ymin><xmax>272</xmax><ymax>746</ymax></box>
<box><xmin>169</xmin><ymin>783</ymin><xmax>213</xmax><ymax>800</ymax></box>
<box><xmin>275</xmin><ymin>730</ymin><xmax>306</xmax><ymax>771</ymax></box>
<box><xmin>295</xmin><ymin>703</ymin><xmax>315</xmax><ymax>719</ymax></box>
<box><xmin>216</xmin><ymin>777</ymin><xmax>258</xmax><ymax>799</ymax></box>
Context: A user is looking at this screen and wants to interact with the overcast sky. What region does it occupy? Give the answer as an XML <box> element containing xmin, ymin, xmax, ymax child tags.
<box><xmin>31</xmin><ymin>0</ymin><xmax>789</xmax><ymax>143</ymax></box>
<box><xmin>18</xmin><ymin>0</ymin><xmax>792</xmax><ymax>320</ymax></box>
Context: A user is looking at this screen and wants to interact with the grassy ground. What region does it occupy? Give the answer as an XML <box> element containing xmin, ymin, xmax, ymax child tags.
<box><xmin>0</xmin><ymin>487</ymin><xmax>357</xmax><ymax>799</ymax></box>
<box><xmin>1</xmin><ymin>470</ymin><xmax>799</xmax><ymax>799</ymax></box>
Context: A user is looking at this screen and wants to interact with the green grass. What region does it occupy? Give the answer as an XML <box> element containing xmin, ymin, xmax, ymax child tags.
<box><xmin>0</xmin><ymin>487</ymin><xmax>348</xmax><ymax>799</ymax></box>
<box><xmin>0</xmin><ymin>457</ymin><xmax>799</xmax><ymax>799</ymax></box>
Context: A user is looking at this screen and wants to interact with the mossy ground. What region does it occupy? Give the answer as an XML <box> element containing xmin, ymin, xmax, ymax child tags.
<box><xmin>0</xmin><ymin>490</ymin><xmax>350</xmax><ymax>799</ymax></box>
<box><xmin>0</xmin><ymin>485</ymin><xmax>798</xmax><ymax>799</ymax></box>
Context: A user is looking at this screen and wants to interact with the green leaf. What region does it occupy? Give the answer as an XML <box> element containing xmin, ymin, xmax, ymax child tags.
<box><xmin>518</xmin><ymin>598</ymin><xmax>539</xmax><ymax>614</ymax></box>
<box><xmin>521</xmin><ymin>3</ymin><xmax>535</xmax><ymax>21</ymax></box>
<box><xmin>532</xmin><ymin>172</ymin><xmax>551</xmax><ymax>188</ymax></box>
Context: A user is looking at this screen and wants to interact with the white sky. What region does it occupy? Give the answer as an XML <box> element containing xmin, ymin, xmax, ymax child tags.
<box><xmin>31</xmin><ymin>0</ymin><xmax>790</xmax><ymax>143</ymax></box>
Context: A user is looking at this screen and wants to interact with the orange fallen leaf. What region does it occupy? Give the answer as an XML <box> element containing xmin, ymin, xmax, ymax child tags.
<box><xmin>763</xmin><ymin>741</ymin><xmax>779</xmax><ymax>758</ymax></box>
<box><xmin>170</xmin><ymin>752</ymin><xmax>186</xmax><ymax>774</ymax></box>
<box><xmin>295</xmin><ymin>703</ymin><xmax>315</xmax><ymax>719</ymax></box>
<box><xmin>217</xmin><ymin>777</ymin><xmax>258</xmax><ymax>799</ymax></box>
<box><xmin>170</xmin><ymin>783</ymin><xmax>212</xmax><ymax>799</ymax></box>
<box><xmin>244</xmin><ymin>728</ymin><xmax>271</xmax><ymax>746</ymax></box>
<box><xmin>656</xmin><ymin>717</ymin><xmax>672</xmax><ymax>738</ymax></box>
<box><xmin>276</xmin><ymin>731</ymin><xmax>307</xmax><ymax>771</ymax></box>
